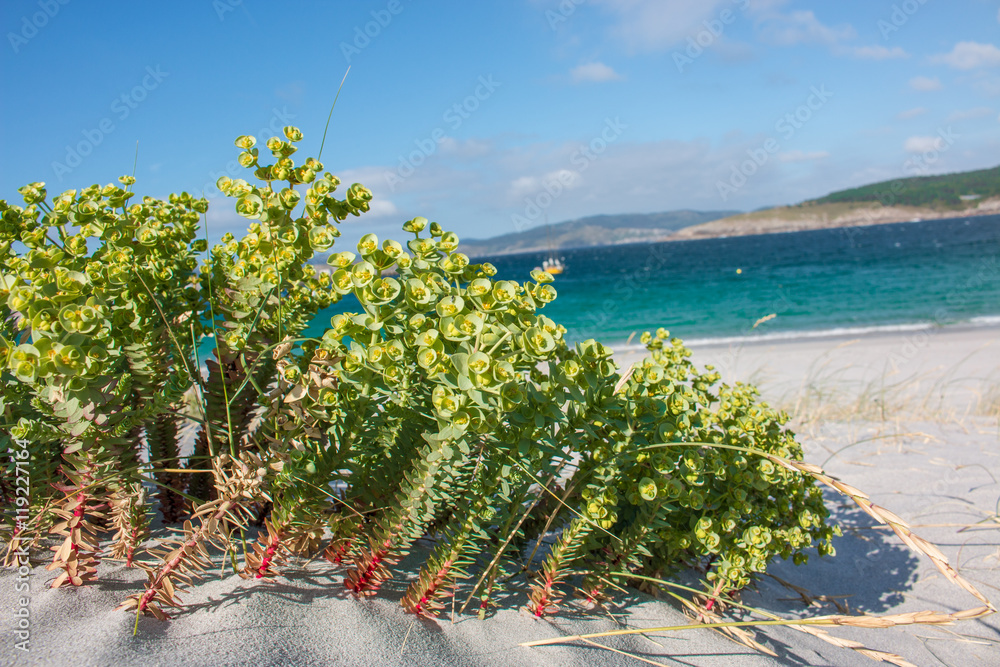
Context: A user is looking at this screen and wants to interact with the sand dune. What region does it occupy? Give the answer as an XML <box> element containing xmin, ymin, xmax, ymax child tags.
<box><xmin>3</xmin><ymin>325</ymin><xmax>998</xmax><ymax>666</ymax></box>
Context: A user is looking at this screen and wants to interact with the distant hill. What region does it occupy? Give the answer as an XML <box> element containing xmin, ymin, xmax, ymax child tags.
<box><xmin>460</xmin><ymin>210</ymin><xmax>738</xmax><ymax>257</ymax></box>
<box><xmin>807</xmin><ymin>165</ymin><xmax>1000</xmax><ymax>208</ymax></box>
<box><xmin>674</xmin><ymin>165</ymin><xmax>1000</xmax><ymax>240</ymax></box>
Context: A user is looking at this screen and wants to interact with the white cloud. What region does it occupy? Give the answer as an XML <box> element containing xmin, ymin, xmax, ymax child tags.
<box><xmin>756</xmin><ymin>10</ymin><xmax>856</xmax><ymax>47</ymax></box>
<box><xmin>591</xmin><ymin>0</ymin><xmax>732</xmax><ymax>52</ymax></box>
<box><xmin>930</xmin><ymin>41</ymin><xmax>1000</xmax><ymax>70</ymax></box>
<box><xmin>903</xmin><ymin>136</ymin><xmax>946</xmax><ymax>153</ymax></box>
<box><xmin>318</xmin><ymin>124</ymin><xmax>1000</xmax><ymax>251</ymax></box>
<box><xmin>896</xmin><ymin>107</ymin><xmax>927</xmax><ymax>120</ymax></box>
<box><xmin>508</xmin><ymin>175</ymin><xmax>540</xmax><ymax>200</ymax></box>
<box><xmin>335</xmin><ymin>165</ymin><xmax>406</xmax><ymax>222</ymax></box>
<box><xmin>974</xmin><ymin>76</ymin><xmax>1000</xmax><ymax>96</ymax></box>
<box><xmin>946</xmin><ymin>107</ymin><xmax>994</xmax><ymax>121</ymax></box>
<box><xmin>777</xmin><ymin>150</ymin><xmax>829</xmax><ymax>163</ymax></box>
<box><xmin>365</xmin><ymin>199</ymin><xmax>399</xmax><ymax>218</ymax></box>
<box><xmin>909</xmin><ymin>76</ymin><xmax>942</xmax><ymax>92</ymax></box>
<box><xmin>507</xmin><ymin>169</ymin><xmax>581</xmax><ymax>201</ymax></box>
<box><xmin>713</xmin><ymin>40</ymin><xmax>756</xmax><ymax>62</ymax></box>
<box><xmin>570</xmin><ymin>62</ymin><xmax>623</xmax><ymax>83</ymax></box>
<box><xmin>438</xmin><ymin>137</ymin><xmax>492</xmax><ymax>158</ymax></box>
<box><xmin>852</xmin><ymin>45</ymin><xmax>908</xmax><ymax>60</ymax></box>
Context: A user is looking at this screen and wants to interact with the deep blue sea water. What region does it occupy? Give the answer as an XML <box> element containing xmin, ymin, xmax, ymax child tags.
<box><xmin>305</xmin><ymin>214</ymin><xmax>1000</xmax><ymax>348</ymax></box>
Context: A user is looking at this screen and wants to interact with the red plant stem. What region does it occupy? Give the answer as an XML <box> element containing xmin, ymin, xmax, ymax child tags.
<box><xmin>70</xmin><ymin>491</ymin><xmax>86</xmax><ymax>552</ymax></box>
<box><xmin>705</xmin><ymin>580</ymin><xmax>725</xmax><ymax>612</ymax></box>
<box><xmin>136</xmin><ymin>500</ymin><xmax>235</xmax><ymax>615</ymax></box>
<box><xmin>422</xmin><ymin>559</ymin><xmax>453</xmax><ymax>601</ymax></box>
<box><xmin>256</xmin><ymin>537</ymin><xmax>281</xmax><ymax>578</ymax></box>
<box><xmin>533</xmin><ymin>572</ymin><xmax>555</xmax><ymax>618</ymax></box>
<box><xmin>409</xmin><ymin>557</ymin><xmax>454</xmax><ymax>615</ymax></box>
<box><xmin>330</xmin><ymin>539</ymin><xmax>350</xmax><ymax>564</ymax></box>
<box><xmin>348</xmin><ymin>545</ymin><xmax>389</xmax><ymax>592</ymax></box>
<box><xmin>126</xmin><ymin>525</ymin><xmax>139</xmax><ymax>567</ymax></box>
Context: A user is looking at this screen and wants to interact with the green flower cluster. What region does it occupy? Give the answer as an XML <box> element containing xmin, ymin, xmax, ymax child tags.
<box><xmin>0</xmin><ymin>128</ymin><xmax>837</xmax><ymax>621</ymax></box>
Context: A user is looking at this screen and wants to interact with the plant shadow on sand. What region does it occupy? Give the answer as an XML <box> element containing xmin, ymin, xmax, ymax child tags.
<box><xmin>66</xmin><ymin>503</ymin><xmax>927</xmax><ymax>667</ymax></box>
<box><xmin>735</xmin><ymin>494</ymin><xmax>914</xmax><ymax>612</ymax></box>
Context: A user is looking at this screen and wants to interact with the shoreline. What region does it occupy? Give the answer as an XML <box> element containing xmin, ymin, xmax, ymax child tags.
<box><xmin>608</xmin><ymin>317</ymin><xmax>1000</xmax><ymax>356</ymax></box>
<box><xmin>455</xmin><ymin>207</ymin><xmax>1000</xmax><ymax>261</ymax></box>
<box><xmin>671</xmin><ymin>197</ymin><xmax>1000</xmax><ymax>241</ymax></box>
<box><xmin>612</xmin><ymin>320</ymin><xmax>1000</xmax><ymax>420</ymax></box>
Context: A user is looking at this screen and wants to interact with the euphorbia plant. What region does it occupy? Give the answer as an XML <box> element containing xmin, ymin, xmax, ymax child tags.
<box><xmin>1</xmin><ymin>128</ymin><xmax>991</xmax><ymax>664</ymax></box>
<box><xmin>0</xmin><ymin>179</ymin><xmax>206</xmax><ymax>583</ymax></box>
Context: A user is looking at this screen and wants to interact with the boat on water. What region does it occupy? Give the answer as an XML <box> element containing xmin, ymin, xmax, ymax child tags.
<box><xmin>542</xmin><ymin>256</ymin><xmax>564</xmax><ymax>274</ymax></box>
<box><xmin>541</xmin><ymin>213</ymin><xmax>565</xmax><ymax>275</ymax></box>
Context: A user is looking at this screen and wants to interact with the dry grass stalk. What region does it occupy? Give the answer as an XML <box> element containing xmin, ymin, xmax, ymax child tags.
<box><xmin>772</xmin><ymin>454</ymin><xmax>994</xmax><ymax>613</ymax></box>
<box><xmin>117</xmin><ymin>452</ymin><xmax>268</xmax><ymax>620</ymax></box>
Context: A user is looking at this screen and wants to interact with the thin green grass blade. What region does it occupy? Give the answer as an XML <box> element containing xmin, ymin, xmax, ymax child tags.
<box><xmin>318</xmin><ymin>66</ymin><xmax>350</xmax><ymax>162</ymax></box>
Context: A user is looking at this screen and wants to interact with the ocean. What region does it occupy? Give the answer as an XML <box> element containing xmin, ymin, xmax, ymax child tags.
<box><xmin>306</xmin><ymin>214</ymin><xmax>1000</xmax><ymax>348</ymax></box>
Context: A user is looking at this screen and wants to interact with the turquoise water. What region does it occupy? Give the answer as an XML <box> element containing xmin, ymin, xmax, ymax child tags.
<box><xmin>302</xmin><ymin>214</ymin><xmax>1000</xmax><ymax>348</ymax></box>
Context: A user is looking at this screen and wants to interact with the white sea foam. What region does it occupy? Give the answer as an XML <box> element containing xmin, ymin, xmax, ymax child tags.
<box><xmin>611</xmin><ymin>317</ymin><xmax>1000</xmax><ymax>351</ymax></box>
<box><xmin>968</xmin><ymin>315</ymin><xmax>1000</xmax><ymax>326</ymax></box>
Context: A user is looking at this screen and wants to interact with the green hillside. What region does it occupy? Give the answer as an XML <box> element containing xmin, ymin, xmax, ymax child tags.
<box><xmin>807</xmin><ymin>165</ymin><xmax>1000</xmax><ymax>209</ymax></box>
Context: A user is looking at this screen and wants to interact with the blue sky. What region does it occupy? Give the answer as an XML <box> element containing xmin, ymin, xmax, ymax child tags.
<box><xmin>2</xmin><ymin>0</ymin><xmax>998</xmax><ymax>248</ymax></box>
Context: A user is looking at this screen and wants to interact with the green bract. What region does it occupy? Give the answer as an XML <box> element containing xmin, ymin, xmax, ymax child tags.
<box><xmin>0</xmin><ymin>128</ymin><xmax>839</xmax><ymax>630</ymax></box>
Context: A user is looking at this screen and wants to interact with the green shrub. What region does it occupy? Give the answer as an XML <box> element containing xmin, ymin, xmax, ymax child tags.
<box><xmin>0</xmin><ymin>128</ymin><xmax>836</xmax><ymax>622</ymax></box>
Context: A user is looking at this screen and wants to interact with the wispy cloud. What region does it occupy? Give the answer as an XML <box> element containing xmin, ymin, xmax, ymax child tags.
<box><xmin>570</xmin><ymin>62</ymin><xmax>623</xmax><ymax>83</ymax></box>
<box><xmin>903</xmin><ymin>135</ymin><xmax>946</xmax><ymax>153</ymax></box>
<box><xmin>507</xmin><ymin>169</ymin><xmax>581</xmax><ymax>201</ymax></box>
<box><xmin>946</xmin><ymin>106</ymin><xmax>994</xmax><ymax>121</ymax></box>
<box><xmin>852</xmin><ymin>45</ymin><xmax>908</xmax><ymax>60</ymax></box>
<box><xmin>365</xmin><ymin>199</ymin><xmax>399</xmax><ymax>218</ymax></box>
<box><xmin>909</xmin><ymin>75</ymin><xmax>942</xmax><ymax>92</ymax></box>
<box><xmin>592</xmin><ymin>0</ymin><xmax>732</xmax><ymax>52</ymax></box>
<box><xmin>777</xmin><ymin>150</ymin><xmax>829</xmax><ymax>163</ymax></box>
<box><xmin>929</xmin><ymin>41</ymin><xmax>1000</xmax><ymax>70</ymax></box>
<box><xmin>755</xmin><ymin>10</ymin><xmax>856</xmax><ymax>48</ymax></box>
<box><xmin>896</xmin><ymin>107</ymin><xmax>927</xmax><ymax>120</ymax></box>
<box><xmin>438</xmin><ymin>137</ymin><xmax>493</xmax><ymax>158</ymax></box>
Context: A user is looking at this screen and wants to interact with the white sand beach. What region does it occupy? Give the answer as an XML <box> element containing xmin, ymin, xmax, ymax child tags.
<box><xmin>3</xmin><ymin>325</ymin><xmax>998</xmax><ymax>666</ymax></box>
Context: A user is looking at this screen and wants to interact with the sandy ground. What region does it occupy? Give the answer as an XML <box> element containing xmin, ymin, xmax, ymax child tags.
<box><xmin>2</xmin><ymin>325</ymin><xmax>998</xmax><ymax>666</ymax></box>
